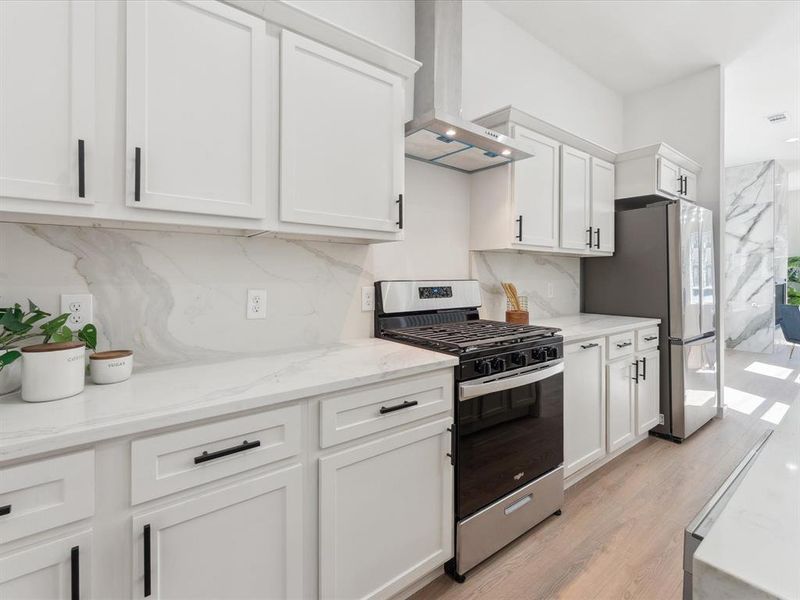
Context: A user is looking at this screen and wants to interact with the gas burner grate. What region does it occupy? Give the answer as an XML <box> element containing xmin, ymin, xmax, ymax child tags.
<box><xmin>384</xmin><ymin>319</ymin><xmax>559</xmax><ymax>352</ymax></box>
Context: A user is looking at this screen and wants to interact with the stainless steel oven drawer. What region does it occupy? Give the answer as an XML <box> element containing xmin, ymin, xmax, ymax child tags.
<box><xmin>456</xmin><ymin>466</ymin><xmax>563</xmax><ymax>575</ymax></box>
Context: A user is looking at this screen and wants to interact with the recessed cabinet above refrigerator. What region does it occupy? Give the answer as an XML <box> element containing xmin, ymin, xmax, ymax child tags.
<box><xmin>615</xmin><ymin>143</ymin><xmax>701</xmax><ymax>203</ymax></box>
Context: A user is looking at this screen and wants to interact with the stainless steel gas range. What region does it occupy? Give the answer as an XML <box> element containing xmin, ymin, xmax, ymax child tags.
<box><xmin>374</xmin><ymin>279</ymin><xmax>565</xmax><ymax>581</ymax></box>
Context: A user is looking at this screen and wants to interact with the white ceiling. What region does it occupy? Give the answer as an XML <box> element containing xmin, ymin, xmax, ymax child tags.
<box><xmin>487</xmin><ymin>0</ymin><xmax>800</xmax><ymax>170</ymax></box>
<box><xmin>487</xmin><ymin>0</ymin><xmax>797</xmax><ymax>95</ymax></box>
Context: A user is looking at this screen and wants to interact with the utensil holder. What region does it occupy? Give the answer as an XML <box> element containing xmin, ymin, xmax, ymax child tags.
<box><xmin>506</xmin><ymin>296</ymin><xmax>529</xmax><ymax>325</ymax></box>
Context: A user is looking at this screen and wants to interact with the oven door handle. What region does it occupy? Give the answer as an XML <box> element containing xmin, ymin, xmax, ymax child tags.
<box><xmin>459</xmin><ymin>361</ymin><xmax>564</xmax><ymax>401</ymax></box>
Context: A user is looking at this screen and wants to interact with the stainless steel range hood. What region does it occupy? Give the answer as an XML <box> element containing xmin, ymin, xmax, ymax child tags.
<box><xmin>406</xmin><ymin>0</ymin><xmax>534</xmax><ymax>173</ymax></box>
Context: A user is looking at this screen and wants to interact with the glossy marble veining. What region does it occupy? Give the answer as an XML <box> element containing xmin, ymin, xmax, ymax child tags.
<box><xmin>534</xmin><ymin>313</ymin><xmax>661</xmax><ymax>343</ymax></box>
<box><xmin>0</xmin><ymin>338</ymin><xmax>457</xmax><ymax>463</ymax></box>
<box><xmin>724</xmin><ymin>161</ymin><xmax>787</xmax><ymax>353</ymax></box>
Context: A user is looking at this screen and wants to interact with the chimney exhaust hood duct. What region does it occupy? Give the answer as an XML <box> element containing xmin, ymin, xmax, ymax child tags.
<box><xmin>405</xmin><ymin>0</ymin><xmax>534</xmax><ymax>173</ymax></box>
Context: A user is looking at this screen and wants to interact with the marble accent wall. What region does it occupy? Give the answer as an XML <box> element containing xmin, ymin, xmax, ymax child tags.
<box><xmin>471</xmin><ymin>251</ymin><xmax>580</xmax><ymax>321</ymax></box>
<box><xmin>724</xmin><ymin>160</ymin><xmax>784</xmax><ymax>353</ymax></box>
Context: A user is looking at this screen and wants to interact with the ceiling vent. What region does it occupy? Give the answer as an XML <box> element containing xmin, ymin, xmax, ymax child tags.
<box><xmin>766</xmin><ymin>112</ymin><xmax>789</xmax><ymax>124</ymax></box>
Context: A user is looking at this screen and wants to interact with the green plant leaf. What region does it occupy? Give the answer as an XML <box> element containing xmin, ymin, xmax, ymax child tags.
<box><xmin>0</xmin><ymin>308</ymin><xmax>28</xmax><ymax>333</ymax></box>
<box><xmin>78</xmin><ymin>324</ymin><xmax>97</xmax><ymax>350</ymax></box>
<box><xmin>27</xmin><ymin>299</ymin><xmax>39</xmax><ymax>313</ymax></box>
<box><xmin>0</xmin><ymin>350</ymin><xmax>21</xmax><ymax>366</ymax></box>
<box><xmin>50</xmin><ymin>326</ymin><xmax>74</xmax><ymax>343</ymax></box>
<box><xmin>40</xmin><ymin>313</ymin><xmax>70</xmax><ymax>335</ymax></box>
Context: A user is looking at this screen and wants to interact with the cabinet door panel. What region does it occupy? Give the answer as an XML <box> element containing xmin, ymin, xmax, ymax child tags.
<box><xmin>636</xmin><ymin>349</ymin><xmax>661</xmax><ymax>435</ymax></box>
<box><xmin>126</xmin><ymin>0</ymin><xmax>267</xmax><ymax>218</ymax></box>
<box><xmin>0</xmin><ymin>0</ymin><xmax>94</xmax><ymax>204</ymax></box>
<box><xmin>682</xmin><ymin>168</ymin><xmax>698</xmax><ymax>202</ymax></box>
<box><xmin>657</xmin><ymin>157</ymin><xmax>681</xmax><ymax>197</ymax></box>
<box><xmin>590</xmin><ymin>157</ymin><xmax>615</xmax><ymax>253</ymax></box>
<box><xmin>280</xmin><ymin>31</ymin><xmax>403</xmax><ymax>233</ymax></box>
<box><xmin>319</xmin><ymin>419</ymin><xmax>452</xmax><ymax>600</ymax></box>
<box><xmin>607</xmin><ymin>360</ymin><xmax>635</xmax><ymax>452</ymax></box>
<box><xmin>564</xmin><ymin>339</ymin><xmax>605</xmax><ymax>476</ymax></box>
<box><xmin>560</xmin><ymin>145</ymin><xmax>591</xmax><ymax>250</ymax></box>
<box><xmin>0</xmin><ymin>531</ymin><xmax>91</xmax><ymax>600</ymax></box>
<box><xmin>132</xmin><ymin>466</ymin><xmax>303</xmax><ymax>600</ymax></box>
<box><xmin>512</xmin><ymin>127</ymin><xmax>560</xmax><ymax>248</ymax></box>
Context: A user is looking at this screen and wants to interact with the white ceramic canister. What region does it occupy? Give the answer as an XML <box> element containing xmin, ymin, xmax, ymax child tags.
<box><xmin>89</xmin><ymin>350</ymin><xmax>133</xmax><ymax>384</ymax></box>
<box><xmin>21</xmin><ymin>341</ymin><xmax>86</xmax><ymax>402</ymax></box>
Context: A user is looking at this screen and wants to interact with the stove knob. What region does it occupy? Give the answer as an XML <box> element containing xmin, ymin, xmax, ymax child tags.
<box><xmin>510</xmin><ymin>352</ymin><xmax>528</xmax><ymax>367</ymax></box>
<box><xmin>491</xmin><ymin>357</ymin><xmax>507</xmax><ymax>372</ymax></box>
<box><xmin>475</xmin><ymin>360</ymin><xmax>491</xmax><ymax>376</ymax></box>
<box><xmin>547</xmin><ymin>346</ymin><xmax>559</xmax><ymax>359</ymax></box>
<box><xmin>532</xmin><ymin>347</ymin><xmax>547</xmax><ymax>362</ymax></box>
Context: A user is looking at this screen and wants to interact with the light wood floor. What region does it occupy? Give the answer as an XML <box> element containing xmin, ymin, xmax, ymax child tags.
<box><xmin>413</xmin><ymin>344</ymin><xmax>800</xmax><ymax>600</ymax></box>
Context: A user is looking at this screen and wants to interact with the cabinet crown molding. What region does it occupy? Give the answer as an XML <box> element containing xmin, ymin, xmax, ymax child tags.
<box><xmin>616</xmin><ymin>142</ymin><xmax>702</xmax><ymax>173</ymax></box>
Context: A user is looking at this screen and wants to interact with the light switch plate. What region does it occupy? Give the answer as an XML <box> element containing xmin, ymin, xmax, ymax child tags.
<box><xmin>60</xmin><ymin>294</ymin><xmax>93</xmax><ymax>330</ymax></box>
<box><xmin>546</xmin><ymin>282</ymin><xmax>554</xmax><ymax>298</ymax></box>
<box><xmin>247</xmin><ymin>289</ymin><xmax>267</xmax><ymax>320</ymax></box>
<box><xmin>361</xmin><ymin>286</ymin><xmax>375</xmax><ymax>312</ymax></box>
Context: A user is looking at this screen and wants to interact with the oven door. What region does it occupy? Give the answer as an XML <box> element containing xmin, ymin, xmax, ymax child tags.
<box><xmin>456</xmin><ymin>361</ymin><xmax>564</xmax><ymax>519</ymax></box>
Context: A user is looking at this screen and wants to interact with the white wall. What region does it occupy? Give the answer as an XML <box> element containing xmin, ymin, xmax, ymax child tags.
<box><xmin>623</xmin><ymin>66</ymin><xmax>726</xmax><ymax>407</ymax></box>
<box><xmin>461</xmin><ymin>0</ymin><xmax>624</xmax><ymax>151</ymax></box>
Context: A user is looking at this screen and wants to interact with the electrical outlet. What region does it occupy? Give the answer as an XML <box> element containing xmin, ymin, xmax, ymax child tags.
<box><xmin>546</xmin><ymin>282</ymin><xmax>554</xmax><ymax>298</ymax></box>
<box><xmin>60</xmin><ymin>294</ymin><xmax>93</xmax><ymax>330</ymax></box>
<box><xmin>361</xmin><ymin>286</ymin><xmax>375</xmax><ymax>312</ymax></box>
<box><xmin>247</xmin><ymin>289</ymin><xmax>267</xmax><ymax>320</ymax></box>
<box><xmin>658</xmin><ymin>414</ymin><xmax>665</xmax><ymax>425</ymax></box>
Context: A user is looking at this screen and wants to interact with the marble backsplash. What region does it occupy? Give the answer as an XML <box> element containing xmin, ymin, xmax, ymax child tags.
<box><xmin>471</xmin><ymin>251</ymin><xmax>580</xmax><ymax>321</ymax></box>
<box><xmin>724</xmin><ymin>160</ymin><xmax>786</xmax><ymax>353</ymax></box>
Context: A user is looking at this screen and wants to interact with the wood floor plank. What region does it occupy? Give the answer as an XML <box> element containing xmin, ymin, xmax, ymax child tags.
<box><xmin>411</xmin><ymin>347</ymin><xmax>800</xmax><ymax>600</ymax></box>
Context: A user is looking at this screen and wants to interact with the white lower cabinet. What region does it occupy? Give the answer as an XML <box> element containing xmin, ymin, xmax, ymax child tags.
<box><xmin>636</xmin><ymin>349</ymin><xmax>661</xmax><ymax>435</ymax></box>
<box><xmin>564</xmin><ymin>339</ymin><xmax>606</xmax><ymax>477</ymax></box>
<box><xmin>132</xmin><ymin>465</ymin><xmax>303</xmax><ymax>600</ymax></box>
<box><xmin>319</xmin><ymin>418</ymin><xmax>453</xmax><ymax>600</ymax></box>
<box><xmin>0</xmin><ymin>530</ymin><xmax>91</xmax><ymax>599</ymax></box>
<box><xmin>607</xmin><ymin>359</ymin><xmax>635</xmax><ymax>453</ymax></box>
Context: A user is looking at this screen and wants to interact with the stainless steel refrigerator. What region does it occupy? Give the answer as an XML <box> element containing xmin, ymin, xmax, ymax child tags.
<box><xmin>583</xmin><ymin>199</ymin><xmax>718</xmax><ymax>441</ymax></box>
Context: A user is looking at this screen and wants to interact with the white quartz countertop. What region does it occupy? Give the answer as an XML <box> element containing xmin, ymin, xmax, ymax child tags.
<box><xmin>536</xmin><ymin>313</ymin><xmax>661</xmax><ymax>342</ymax></box>
<box><xmin>693</xmin><ymin>402</ymin><xmax>800</xmax><ymax>600</ymax></box>
<box><xmin>0</xmin><ymin>339</ymin><xmax>457</xmax><ymax>463</ymax></box>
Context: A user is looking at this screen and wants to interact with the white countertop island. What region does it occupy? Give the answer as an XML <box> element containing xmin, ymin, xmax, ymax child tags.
<box><xmin>536</xmin><ymin>313</ymin><xmax>661</xmax><ymax>342</ymax></box>
<box><xmin>0</xmin><ymin>338</ymin><xmax>456</xmax><ymax>463</ymax></box>
<box><xmin>693</xmin><ymin>402</ymin><xmax>800</xmax><ymax>600</ymax></box>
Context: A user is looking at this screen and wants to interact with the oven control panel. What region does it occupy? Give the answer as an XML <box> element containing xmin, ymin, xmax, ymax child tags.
<box><xmin>459</xmin><ymin>340</ymin><xmax>563</xmax><ymax>381</ymax></box>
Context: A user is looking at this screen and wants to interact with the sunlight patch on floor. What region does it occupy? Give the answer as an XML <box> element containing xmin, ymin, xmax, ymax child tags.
<box><xmin>761</xmin><ymin>402</ymin><xmax>791</xmax><ymax>425</ymax></box>
<box><xmin>744</xmin><ymin>361</ymin><xmax>794</xmax><ymax>380</ymax></box>
<box><xmin>723</xmin><ymin>386</ymin><xmax>766</xmax><ymax>415</ymax></box>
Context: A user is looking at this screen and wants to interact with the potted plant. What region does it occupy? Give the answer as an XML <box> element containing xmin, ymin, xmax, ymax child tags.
<box><xmin>0</xmin><ymin>300</ymin><xmax>97</xmax><ymax>395</ymax></box>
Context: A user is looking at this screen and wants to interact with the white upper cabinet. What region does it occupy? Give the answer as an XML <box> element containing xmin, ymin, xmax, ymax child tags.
<box><xmin>657</xmin><ymin>157</ymin><xmax>681</xmax><ymax>197</ymax></box>
<box><xmin>126</xmin><ymin>0</ymin><xmax>268</xmax><ymax>218</ymax></box>
<box><xmin>590</xmin><ymin>157</ymin><xmax>615</xmax><ymax>253</ymax></box>
<box><xmin>513</xmin><ymin>126</ymin><xmax>560</xmax><ymax>248</ymax></box>
<box><xmin>616</xmin><ymin>143</ymin><xmax>701</xmax><ymax>203</ymax></box>
<box><xmin>560</xmin><ymin>145</ymin><xmax>592</xmax><ymax>251</ymax></box>
<box><xmin>0</xmin><ymin>0</ymin><xmax>94</xmax><ymax>205</ymax></box>
<box><xmin>279</xmin><ymin>30</ymin><xmax>404</xmax><ymax>235</ymax></box>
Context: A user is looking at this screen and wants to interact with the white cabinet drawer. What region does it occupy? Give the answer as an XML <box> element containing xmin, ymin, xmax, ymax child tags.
<box><xmin>636</xmin><ymin>327</ymin><xmax>660</xmax><ymax>352</ymax></box>
<box><xmin>607</xmin><ymin>331</ymin><xmax>635</xmax><ymax>361</ymax></box>
<box><xmin>319</xmin><ymin>370</ymin><xmax>453</xmax><ymax>448</ymax></box>
<box><xmin>0</xmin><ymin>451</ymin><xmax>94</xmax><ymax>544</ymax></box>
<box><xmin>131</xmin><ymin>405</ymin><xmax>302</xmax><ymax>504</ymax></box>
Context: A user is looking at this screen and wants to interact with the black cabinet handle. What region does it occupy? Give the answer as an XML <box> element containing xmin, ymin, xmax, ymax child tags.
<box><xmin>0</xmin><ymin>504</ymin><xmax>10</xmax><ymax>516</ymax></box>
<box><xmin>516</xmin><ymin>215</ymin><xmax>523</xmax><ymax>241</ymax></box>
<box><xmin>77</xmin><ymin>139</ymin><xmax>85</xmax><ymax>198</ymax></box>
<box><xmin>71</xmin><ymin>546</ymin><xmax>79</xmax><ymax>600</ymax></box>
<box><xmin>632</xmin><ymin>361</ymin><xmax>640</xmax><ymax>383</ymax></box>
<box><xmin>644</xmin><ymin>335</ymin><xmax>658</xmax><ymax>342</ymax></box>
<box><xmin>641</xmin><ymin>356</ymin><xmax>647</xmax><ymax>381</ymax></box>
<box><xmin>379</xmin><ymin>400</ymin><xmax>418</xmax><ymax>414</ymax></box>
<box><xmin>134</xmin><ymin>147</ymin><xmax>142</xmax><ymax>202</ymax></box>
<box><xmin>586</xmin><ymin>227</ymin><xmax>593</xmax><ymax>247</ymax></box>
<box><xmin>194</xmin><ymin>440</ymin><xmax>261</xmax><ymax>464</ymax></box>
<box><xmin>595</xmin><ymin>227</ymin><xmax>600</xmax><ymax>249</ymax></box>
<box><xmin>143</xmin><ymin>524</ymin><xmax>151</xmax><ymax>597</ymax></box>
<box><xmin>616</xmin><ymin>341</ymin><xmax>632</xmax><ymax>348</ymax></box>
<box><xmin>580</xmin><ymin>343</ymin><xmax>598</xmax><ymax>350</ymax></box>
<box><xmin>396</xmin><ymin>193</ymin><xmax>403</xmax><ymax>229</ymax></box>
<box><xmin>446</xmin><ymin>426</ymin><xmax>454</xmax><ymax>466</ymax></box>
